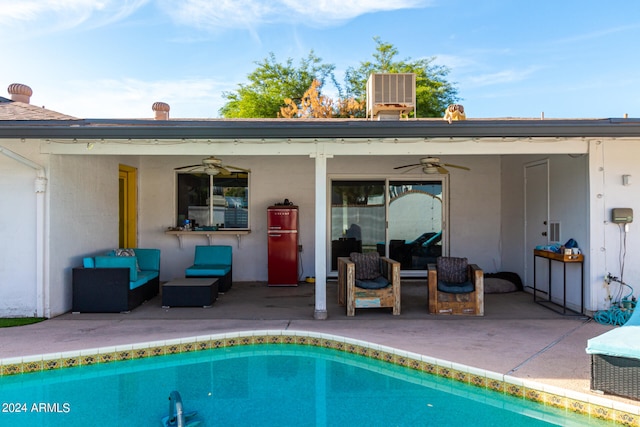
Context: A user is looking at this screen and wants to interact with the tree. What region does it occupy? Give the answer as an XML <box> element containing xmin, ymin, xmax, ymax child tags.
<box><xmin>220</xmin><ymin>38</ymin><xmax>459</xmax><ymax>119</ymax></box>
<box><xmin>343</xmin><ymin>37</ymin><xmax>459</xmax><ymax>118</ymax></box>
<box><xmin>219</xmin><ymin>52</ymin><xmax>335</xmax><ymax>118</ymax></box>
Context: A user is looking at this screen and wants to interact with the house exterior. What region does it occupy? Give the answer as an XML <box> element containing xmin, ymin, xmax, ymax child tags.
<box><xmin>1</xmin><ymin>83</ymin><xmax>639</xmax><ymax>319</ymax></box>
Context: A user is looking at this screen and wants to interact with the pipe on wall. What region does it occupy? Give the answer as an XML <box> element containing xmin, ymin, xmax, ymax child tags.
<box><xmin>0</xmin><ymin>146</ymin><xmax>48</xmax><ymax>317</ymax></box>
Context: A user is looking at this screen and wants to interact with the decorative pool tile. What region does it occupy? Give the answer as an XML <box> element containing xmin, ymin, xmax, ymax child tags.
<box><xmin>1</xmin><ymin>329</ymin><xmax>638</xmax><ymax>425</ymax></box>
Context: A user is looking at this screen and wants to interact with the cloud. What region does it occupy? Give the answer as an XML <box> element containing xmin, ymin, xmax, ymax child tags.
<box><xmin>162</xmin><ymin>0</ymin><xmax>430</xmax><ymax>31</ymax></box>
<box><xmin>39</xmin><ymin>77</ymin><xmax>232</xmax><ymax>119</ymax></box>
<box><xmin>0</xmin><ymin>0</ymin><xmax>149</xmax><ymax>37</ymax></box>
<box><xmin>464</xmin><ymin>67</ymin><xmax>541</xmax><ymax>88</ymax></box>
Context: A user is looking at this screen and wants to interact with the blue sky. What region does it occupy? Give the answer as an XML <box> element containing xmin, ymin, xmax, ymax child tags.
<box><xmin>1</xmin><ymin>0</ymin><xmax>639</xmax><ymax>119</ymax></box>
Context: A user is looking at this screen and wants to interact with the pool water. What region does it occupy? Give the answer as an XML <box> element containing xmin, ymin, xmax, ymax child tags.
<box><xmin>0</xmin><ymin>344</ymin><xmax>612</xmax><ymax>426</ymax></box>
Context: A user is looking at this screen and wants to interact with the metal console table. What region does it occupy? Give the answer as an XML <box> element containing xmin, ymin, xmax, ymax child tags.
<box><xmin>533</xmin><ymin>249</ymin><xmax>584</xmax><ymax>315</ymax></box>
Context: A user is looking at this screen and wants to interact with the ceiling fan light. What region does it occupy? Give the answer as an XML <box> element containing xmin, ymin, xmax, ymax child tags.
<box><xmin>205</xmin><ymin>167</ymin><xmax>220</xmax><ymax>176</ymax></box>
<box><xmin>422</xmin><ymin>166</ymin><xmax>439</xmax><ymax>174</ymax></box>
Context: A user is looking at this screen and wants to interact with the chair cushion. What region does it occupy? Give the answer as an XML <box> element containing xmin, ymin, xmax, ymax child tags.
<box><xmin>437</xmin><ymin>280</ymin><xmax>475</xmax><ymax>294</ymax></box>
<box><xmin>186</xmin><ymin>264</ymin><xmax>231</xmax><ymax>277</ymax></box>
<box><xmin>350</xmin><ymin>252</ymin><xmax>381</xmax><ymax>280</ymax></box>
<box><xmin>437</xmin><ymin>257</ymin><xmax>468</xmax><ymax>284</ymax></box>
<box><xmin>356</xmin><ymin>276</ymin><xmax>390</xmax><ymax>289</ymax></box>
<box><xmin>194</xmin><ymin>245</ymin><xmax>232</xmax><ymax>266</ymax></box>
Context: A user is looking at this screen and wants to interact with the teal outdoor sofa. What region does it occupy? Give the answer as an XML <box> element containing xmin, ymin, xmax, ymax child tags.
<box><xmin>586</xmin><ymin>307</ymin><xmax>640</xmax><ymax>400</ymax></box>
<box><xmin>185</xmin><ymin>245</ymin><xmax>233</xmax><ymax>292</ymax></box>
<box><xmin>72</xmin><ymin>248</ymin><xmax>160</xmax><ymax>313</ymax></box>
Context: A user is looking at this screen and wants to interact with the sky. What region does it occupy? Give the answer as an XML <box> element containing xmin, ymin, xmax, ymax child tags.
<box><xmin>1</xmin><ymin>0</ymin><xmax>639</xmax><ymax>120</ymax></box>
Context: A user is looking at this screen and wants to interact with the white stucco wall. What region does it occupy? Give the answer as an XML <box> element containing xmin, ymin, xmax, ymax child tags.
<box><xmin>0</xmin><ymin>142</ymin><xmax>42</xmax><ymax>316</ymax></box>
<box><xmin>593</xmin><ymin>139</ymin><xmax>640</xmax><ymax>310</ymax></box>
<box><xmin>139</xmin><ymin>155</ymin><xmax>316</xmax><ymax>283</ymax></box>
<box><xmin>500</xmin><ymin>153</ymin><xmax>591</xmax><ymax>311</ymax></box>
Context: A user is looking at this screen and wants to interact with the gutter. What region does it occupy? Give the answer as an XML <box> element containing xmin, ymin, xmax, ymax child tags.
<box><xmin>0</xmin><ymin>146</ymin><xmax>48</xmax><ymax>318</ymax></box>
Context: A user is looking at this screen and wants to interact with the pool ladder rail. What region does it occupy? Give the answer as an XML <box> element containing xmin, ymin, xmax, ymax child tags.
<box><xmin>162</xmin><ymin>390</ymin><xmax>202</xmax><ymax>427</ymax></box>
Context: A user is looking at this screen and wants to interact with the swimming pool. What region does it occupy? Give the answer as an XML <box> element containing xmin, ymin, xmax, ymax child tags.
<box><xmin>0</xmin><ymin>331</ymin><xmax>631</xmax><ymax>425</ymax></box>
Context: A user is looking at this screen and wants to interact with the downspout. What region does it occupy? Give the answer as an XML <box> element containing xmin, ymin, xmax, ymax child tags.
<box><xmin>0</xmin><ymin>146</ymin><xmax>48</xmax><ymax>318</ymax></box>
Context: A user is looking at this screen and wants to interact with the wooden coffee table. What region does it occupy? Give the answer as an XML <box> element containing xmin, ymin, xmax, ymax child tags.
<box><xmin>162</xmin><ymin>278</ymin><xmax>219</xmax><ymax>308</ymax></box>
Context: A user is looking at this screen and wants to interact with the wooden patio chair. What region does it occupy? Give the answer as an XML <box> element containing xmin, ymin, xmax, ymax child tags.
<box><xmin>428</xmin><ymin>256</ymin><xmax>484</xmax><ymax>316</ymax></box>
<box><xmin>338</xmin><ymin>252</ymin><xmax>401</xmax><ymax>317</ymax></box>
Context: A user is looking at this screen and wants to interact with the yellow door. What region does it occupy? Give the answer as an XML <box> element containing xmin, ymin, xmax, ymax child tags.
<box><xmin>119</xmin><ymin>165</ymin><xmax>138</xmax><ymax>248</ymax></box>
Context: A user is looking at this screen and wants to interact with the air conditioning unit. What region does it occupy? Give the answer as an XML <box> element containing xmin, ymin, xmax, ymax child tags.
<box><xmin>366</xmin><ymin>73</ymin><xmax>416</xmax><ymax>120</ymax></box>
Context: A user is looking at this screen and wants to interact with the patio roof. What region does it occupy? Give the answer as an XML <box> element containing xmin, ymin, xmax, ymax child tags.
<box><xmin>1</xmin><ymin>117</ymin><xmax>640</xmax><ymax>141</ymax></box>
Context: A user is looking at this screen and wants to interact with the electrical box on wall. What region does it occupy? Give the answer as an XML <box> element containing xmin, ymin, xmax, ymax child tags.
<box><xmin>612</xmin><ymin>208</ymin><xmax>633</xmax><ymax>224</ymax></box>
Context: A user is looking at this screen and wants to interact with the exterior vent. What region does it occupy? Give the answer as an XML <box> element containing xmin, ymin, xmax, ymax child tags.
<box><xmin>549</xmin><ymin>221</ymin><xmax>560</xmax><ymax>243</ymax></box>
<box><xmin>7</xmin><ymin>83</ymin><xmax>33</xmax><ymax>104</ymax></box>
<box><xmin>366</xmin><ymin>73</ymin><xmax>416</xmax><ymax>120</ymax></box>
<box><xmin>152</xmin><ymin>102</ymin><xmax>170</xmax><ymax>120</ymax></box>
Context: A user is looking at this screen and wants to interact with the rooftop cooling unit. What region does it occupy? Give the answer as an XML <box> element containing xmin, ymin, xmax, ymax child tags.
<box><xmin>366</xmin><ymin>73</ymin><xmax>416</xmax><ymax>120</ymax></box>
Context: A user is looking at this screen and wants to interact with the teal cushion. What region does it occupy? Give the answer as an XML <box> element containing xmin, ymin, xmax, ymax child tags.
<box><xmin>193</xmin><ymin>246</ymin><xmax>232</xmax><ymax>266</ymax></box>
<box><xmin>186</xmin><ymin>264</ymin><xmax>231</xmax><ymax>277</ymax></box>
<box><xmin>437</xmin><ymin>280</ymin><xmax>475</xmax><ymax>294</ymax></box>
<box><xmin>94</xmin><ymin>256</ymin><xmax>138</xmax><ymax>282</ymax></box>
<box><xmin>625</xmin><ymin>307</ymin><xmax>640</xmax><ymax>326</ymax></box>
<box><xmin>83</xmin><ymin>257</ymin><xmax>95</xmax><ymax>268</ymax></box>
<box><xmin>130</xmin><ymin>271</ymin><xmax>158</xmax><ymax>290</ymax></box>
<box><xmin>133</xmin><ymin>248</ymin><xmax>161</xmax><ymax>271</ymax></box>
<box><xmin>586</xmin><ymin>326</ymin><xmax>640</xmax><ymax>359</ymax></box>
<box><xmin>355</xmin><ymin>276</ymin><xmax>389</xmax><ymax>289</ymax></box>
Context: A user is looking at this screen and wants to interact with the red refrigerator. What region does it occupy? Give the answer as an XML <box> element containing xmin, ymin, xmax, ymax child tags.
<box><xmin>267</xmin><ymin>206</ymin><xmax>299</xmax><ymax>286</ymax></box>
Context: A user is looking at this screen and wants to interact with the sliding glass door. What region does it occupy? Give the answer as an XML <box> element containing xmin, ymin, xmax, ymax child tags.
<box><xmin>330</xmin><ymin>180</ymin><xmax>385</xmax><ymax>269</ymax></box>
<box><xmin>388</xmin><ymin>180</ymin><xmax>443</xmax><ymax>270</ymax></box>
<box><xmin>330</xmin><ymin>178</ymin><xmax>445</xmax><ymax>272</ymax></box>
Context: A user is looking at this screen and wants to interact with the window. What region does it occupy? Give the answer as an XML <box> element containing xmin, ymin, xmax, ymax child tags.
<box><xmin>176</xmin><ymin>172</ymin><xmax>249</xmax><ymax>229</ymax></box>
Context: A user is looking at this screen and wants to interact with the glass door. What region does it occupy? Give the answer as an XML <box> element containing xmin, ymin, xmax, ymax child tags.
<box><xmin>330</xmin><ymin>180</ymin><xmax>386</xmax><ymax>270</ymax></box>
<box><xmin>387</xmin><ymin>180</ymin><xmax>444</xmax><ymax>270</ymax></box>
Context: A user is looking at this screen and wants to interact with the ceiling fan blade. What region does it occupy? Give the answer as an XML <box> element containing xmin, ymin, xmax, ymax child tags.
<box><xmin>443</xmin><ymin>163</ymin><xmax>471</xmax><ymax>171</ymax></box>
<box><xmin>174</xmin><ymin>164</ymin><xmax>202</xmax><ymax>170</ymax></box>
<box><xmin>394</xmin><ymin>163</ymin><xmax>421</xmax><ymax>170</ymax></box>
<box><xmin>400</xmin><ymin>165</ymin><xmax>422</xmax><ymax>174</ymax></box>
<box><xmin>218</xmin><ymin>166</ymin><xmax>231</xmax><ymax>176</ymax></box>
<box><xmin>437</xmin><ymin>166</ymin><xmax>450</xmax><ymax>174</ymax></box>
<box><xmin>223</xmin><ymin>164</ymin><xmax>251</xmax><ymax>173</ymax></box>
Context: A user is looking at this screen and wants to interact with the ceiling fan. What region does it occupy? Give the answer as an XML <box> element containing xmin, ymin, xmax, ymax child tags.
<box><xmin>394</xmin><ymin>157</ymin><xmax>470</xmax><ymax>174</ymax></box>
<box><xmin>174</xmin><ymin>156</ymin><xmax>250</xmax><ymax>176</ymax></box>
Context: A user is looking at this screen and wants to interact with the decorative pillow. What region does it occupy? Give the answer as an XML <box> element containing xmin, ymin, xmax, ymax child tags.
<box><xmin>115</xmin><ymin>248</ymin><xmax>141</xmax><ymax>271</ymax></box>
<box><xmin>350</xmin><ymin>252</ymin><xmax>381</xmax><ymax>280</ymax></box>
<box><xmin>437</xmin><ymin>257</ymin><xmax>468</xmax><ymax>284</ymax></box>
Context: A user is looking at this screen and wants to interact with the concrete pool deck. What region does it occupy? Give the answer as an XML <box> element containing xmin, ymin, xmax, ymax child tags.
<box><xmin>1</xmin><ymin>280</ymin><xmax>638</xmax><ymax>416</ymax></box>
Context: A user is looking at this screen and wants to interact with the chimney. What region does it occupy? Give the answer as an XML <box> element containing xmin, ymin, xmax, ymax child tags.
<box><xmin>7</xmin><ymin>83</ymin><xmax>33</xmax><ymax>104</ymax></box>
<box><xmin>152</xmin><ymin>102</ymin><xmax>170</xmax><ymax>120</ymax></box>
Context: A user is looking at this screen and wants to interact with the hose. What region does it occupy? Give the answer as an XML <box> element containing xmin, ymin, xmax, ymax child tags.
<box><xmin>593</xmin><ymin>299</ymin><xmax>636</xmax><ymax>326</ymax></box>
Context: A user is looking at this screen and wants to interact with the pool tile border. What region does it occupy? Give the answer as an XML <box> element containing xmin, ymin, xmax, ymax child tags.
<box><xmin>1</xmin><ymin>329</ymin><xmax>638</xmax><ymax>426</ymax></box>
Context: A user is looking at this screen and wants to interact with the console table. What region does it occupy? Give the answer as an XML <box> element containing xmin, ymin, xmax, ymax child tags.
<box><xmin>533</xmin><ymin>249</ymin><xmax>584</xmax><ymax>315</ymax></box>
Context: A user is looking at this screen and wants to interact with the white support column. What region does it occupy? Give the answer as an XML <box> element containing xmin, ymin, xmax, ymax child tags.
<box><xmin>312</xmin><ymin>150</ymin><xmax>332</xmax><ymax>319</ymax></box>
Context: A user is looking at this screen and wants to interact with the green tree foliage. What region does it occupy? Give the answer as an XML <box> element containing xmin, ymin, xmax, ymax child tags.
<box><xmin>344</xmin><ymin>37</ymin><xmax>459</xmax><ymax>118</ymax></box>
<box><xmin>219</xmin><ymin>52</ymin><xmax>335</xmax><ymax>118</ymax></box>
<box><xmin>219</xmin><ymin>38</ymin><xmax>459</xmax><ymax>119</ymax></box>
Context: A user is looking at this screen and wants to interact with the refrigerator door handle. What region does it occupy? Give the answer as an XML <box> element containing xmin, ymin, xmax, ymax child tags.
<box><xmin>269</xmin><ymin>233</ymin><xmax>282</xmax><ymax>237</ymax></box>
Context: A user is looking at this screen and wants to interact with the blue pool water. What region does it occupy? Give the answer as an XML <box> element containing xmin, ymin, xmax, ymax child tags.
<box><xmin>0</xmin><ymin>344</ymin><xmax>612</xmax><ymax>426</ymax></box>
